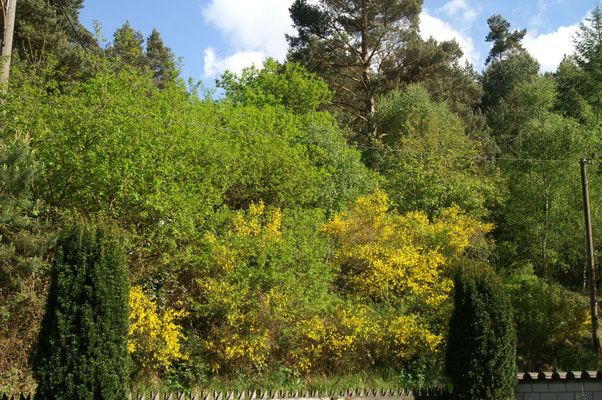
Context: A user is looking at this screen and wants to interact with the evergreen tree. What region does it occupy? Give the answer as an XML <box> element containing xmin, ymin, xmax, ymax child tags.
<box><xmin>572</xmin><ymin>2</ymin><xmax>602</xmax><ymax>119</ymax></box>
<box><xmin>480</xmin><ymin>35</ymin><xmax>539</xmax><ymax>151</ymax></box>
<box><xmin>485</xmin><ymin>14</ymin><xmax>526</xmax><ymax>65</ymax></box>
<box><xmin>12</xmin><ymin>0</ymin><xmax>96</xmax><ymax>81</ymax></box>
<box><xmin>554</xmin><ymin>56</ymin><xmax>594</xmax><ymax>123</ymax></box>
<box><xmin>0</xmin><ymin>135</ymin><xmax>49</xmax><ymax>289</ymax></box>
<box><xmin>287</xmin><ymin>0</ymin><xmax>422</xmax><ymax>132</ymax></box>
<box><xmin>33</xmin><ymin>220</ymin><xmax>130</xmax><ymax>400</ymax></box>
<box><xmin>108</xmin><ymin>24</ymin><xmax>178</xmax><ymax>88</ymax></box>
<box><xmin>146</xmin><ymin>29</ymin><xmax>176</xmax><ymax>89</ymax></box>
<box><xmin>0</xmin><ymin>135</ymin><xmax>52</xmax><ymax>391</ymax></box>
<box><xmin>110</xmin><ymin>21</ymin><xmax>146</xmax><ymax>68</ymax></box>
<box><xmin>480</xmin><ymin>52</ymin><xmax>539</xmax><ymax>151</ymax></box>
<box><xmin>445</xmin><ymin>264</ymin><xmax>517</xmax><ymax>400</ymax></box>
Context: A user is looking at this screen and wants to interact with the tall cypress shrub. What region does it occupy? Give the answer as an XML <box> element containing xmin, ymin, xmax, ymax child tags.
<box><xmin>445</xmin><ymin>264</ymin><xmax>517</xmax><ymax>400</ymax></box>
<box><xmin>33</xmin><ymin>220</ymin><xmax>130</xmax><ymax>400</ymax></box>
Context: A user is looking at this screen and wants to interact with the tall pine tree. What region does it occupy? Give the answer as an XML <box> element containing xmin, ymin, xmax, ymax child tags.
<box><xmin>146</xmin><ymin>29</ymin><xmax>176</xmax><ymax>89</ymax></box>
<box><xmin>287</xmin><ymin>0</ymin><xmax>422</xmax><ymax>132</ymax></box>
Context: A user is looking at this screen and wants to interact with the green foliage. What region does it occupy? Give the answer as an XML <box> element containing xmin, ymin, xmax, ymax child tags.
<box><xmin>504</xmin><ymin>265</ymin><xmax>593</xmax><ymax>371</ymax></box>
<box><xmin>7</xmin><ymin>5</ymin><xmax>602</xmax><ymax>389</ymax></box>
<box><xmin>371</xmin><ymin>84</ymin><xmax>501</xmax><ymax>220</ymax></box>
<box><xmin>480</xmin><ymin>51</ymin><xmax>540</xmax><ymax>116</ymax></box>
<box><xmin>493</xmin><ymin>77</ymin><xmax>599</xmax><ymax>283</ymax></box>
<box><xmin>33</xmin><ymin>219</ymin><xmax>130</xmax><ymax>400</ymax></box>
<box><xmin>0</xmin><ymin>135</ymin><xmax>49</xmax><ymax>289</ymax></box>
<box><xmin>0</xmin><ymin>135</ymin><xmax>52</xmax><ymax>393</ymax></box>
<box><xmin>12</xmin><ymin>0</ymin><xmax>96</xmax><ymax>83</ymax></box>
<box><xmin>554</xmin><ymin>56</ymin><xmax>595</xmax><ymax>123</ymax></box>
<box><xmin>485</xmin><ymin>14</ymin><xmax>527</xmax><ymax>64</ymax></box>
<box><xmin>445</xmin><ymin>264</ymin><xmax>517</xmax><ymax>400</ymax></box>
<box><xmin>573</xmin><ymin>2</ymin><xmax>602</xmax><ymax>118</ymax></box>
<box><xmin>146</xmin><ymin>29</ymin><xmax>177</xmax><ymax>89</ymax></box>
<box><xmin>218</xmin><ymin>59</ymin><xmax>332</xmax><ymax>113</ymax></box>
<box><xmin>2</xmin><ymin>56</ymin><xmax>373</xmax><ymax>289</ymax></box>
<box><xmin>287</xmin><ymin>0</ymin><xmax>422</xmax><ymax>129</ymax></box>
<box><xmin>399</xmin><ymin>37</ymin><xmax>487</xmax><ymax>140</ymax></box>
<box><xmin>110</xmin><ymin>21</ymin><xmax>146</xmax><ymax>67</ymax></box>
<box><xmin>106</xmin><ymin>22</ymin><xmax>177</xmax><ymax>88</ymax></box>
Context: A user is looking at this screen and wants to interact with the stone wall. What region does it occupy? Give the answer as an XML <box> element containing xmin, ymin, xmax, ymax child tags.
<box><xmin>516</xmin><ymin>372</ymin><xmax>602</xmax><ymax>400</ymax></box>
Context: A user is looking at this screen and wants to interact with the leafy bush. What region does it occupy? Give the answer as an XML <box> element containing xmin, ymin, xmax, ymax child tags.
<box><xmin>321</xmin><ymin>191</ymin><xmax>491</xmax><ymax>371</ymax></box>
<box><xmin>33</xmin><ymin>220</ymin><xmax>130</xmax><ymax>400</ymax></box>
<box><xmin>192</xmin><ymin>203</ymin><xmax>335</xmax><ymax>374</ymax></box>
<box><xmin>372</xmin><ymin>85</ymin><xmax>501</xmax><ymax>220</ymax></box>
<box><xmin>128</xmin><ymin>286</ymin><xmax>188</xmax><ymax>378</ymax></box>
<box><xmin>504</xmin><ymin>264</ymin><xmax>593</xmax><ymax>370</ymax></box>
<box><xmin>445</xmin><ymin>264</ymin><xmax>516</xmax><ymax>400</ymax></box>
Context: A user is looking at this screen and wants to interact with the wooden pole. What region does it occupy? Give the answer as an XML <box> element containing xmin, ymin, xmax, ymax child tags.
<box><xmin>580</xmin><ymin>158</ymin><xmax>600</xmax><ymax>353</ymax></box>
<box><xmin>1</xmin><ymin>0</ymin><xmax>17</xmax><ymax>94</ymax></box>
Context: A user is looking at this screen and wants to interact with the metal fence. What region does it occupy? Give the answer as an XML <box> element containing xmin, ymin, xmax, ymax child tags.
<box><xmin>1</xmin><ymin>388</ymin><xmax>453</xmax><ymax>400</ymax></box>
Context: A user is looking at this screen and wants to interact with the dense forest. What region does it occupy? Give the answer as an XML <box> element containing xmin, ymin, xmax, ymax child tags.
<box><xmin>2</xmin><ymin>0</ymin><xmax>602</xmax><ymax>394</ymax></box>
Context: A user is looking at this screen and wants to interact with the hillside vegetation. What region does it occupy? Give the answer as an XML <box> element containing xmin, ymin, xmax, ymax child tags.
<box><xmin>1</xmin><ymin>0</ymin><xmax>602</xmax><ymax>394</ymax></box>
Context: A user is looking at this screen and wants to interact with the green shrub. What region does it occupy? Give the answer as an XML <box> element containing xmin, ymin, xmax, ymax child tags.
<box><xmin>33</xmin><ymin>220</ymin><xmax>130</xmax><ymax>400</ymax></box>
<box><xmin>445</xmin><ymin>264</ymin><xmax>517</xmax><ymax>400</ymax></box>
<box><xmin>505</xmin><ymin>264</ymin><xmax>594</xmax><ymax>371</ymax></box>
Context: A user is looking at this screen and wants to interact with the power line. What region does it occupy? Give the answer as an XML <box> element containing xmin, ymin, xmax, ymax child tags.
<box><xmin>8</xmin><ymin>95</ymin><xmax>591</xmax><ymax>164</ymax></box>
<box><xmin>123</xmin><ymin>112</ymin><xmax>582</xmax><ymax>163</ymax></box>
<box><xmin>56</xmin><ymin>3</ymin><xmax>89</xmax><ymax>54</ymax></box>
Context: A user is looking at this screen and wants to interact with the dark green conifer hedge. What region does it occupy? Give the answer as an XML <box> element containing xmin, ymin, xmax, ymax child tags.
<box><xmin>445</xmin><ymin>264</ymin><xmax>517</xmax><ymax>400</ymax></box>
<box><xmin>33</xmin><ymin>220</ymin><xmax>130</xmax><ymax>400</ymax></box>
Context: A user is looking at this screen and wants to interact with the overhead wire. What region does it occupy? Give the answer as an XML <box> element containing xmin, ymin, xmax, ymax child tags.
<box><xmin>7</xmin><ymin>95</ymin><xmax>593</xmax><ymax>165</ymax></box>
<box><xmin>117</xmin><ymin>112</ymin><xmax>582</xmax><ymax>164</ymax></box>
<box><xmin>56</xmin><ymin>3</ymin><xmax>89</xmax><ymax>54</ymax></box>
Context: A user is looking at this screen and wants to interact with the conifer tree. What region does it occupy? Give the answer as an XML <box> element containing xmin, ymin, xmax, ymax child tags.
<box><xmin>33</xmin><ymin>220</ymin><xmax>130</xmax><ymax>400</ymax></box>
<box><xmin>146</xmin><ymin>29</ymin><xmax>176</xmax><ymax>89</ymax></box>
<box><xmin>572</xmin><ymin>2</ymin><xmax>602</xmax><ymax>118</ymax></box>
<box><xmin>0</xmin><ymin>135</ymin><xmax>49</xmax><ymax>290</ymax></box>
<box><xmin>445</xmin><ymin>264</ymin><xmax>517</xmax><ymax>400</ymax></box>
<box><xmin>110</xmin><ymin>21</ymin><xmax>146</xmax><ymax>68</ymax></box>
<box><xmin>484</xmin><ymin>14</ymin><xmax>526</xmax><ymax>64</ymax></box>
<box><xmin>13</xmin><ymin>0</ymin><xmax>96</xmax><ymax>81</ymax></box>
<box><xmin>287</xmin><ymin>0</ymin><xmax>422</xmax><ymax>131</ymax></box>
<box><xmin>0</xmin><ymin>135</ymin><xmax>52</xmax><ymax>391</ymax></box>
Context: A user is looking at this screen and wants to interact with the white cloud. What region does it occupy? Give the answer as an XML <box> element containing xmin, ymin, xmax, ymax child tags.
<box><xmin>438</xmin><ymin>0</ymin><xmax>477</xmax><ymax>23</ymax></box>
<box><xmin>529</xmin><ymin>0</ymin><xmax>549</xmax><ymax>28</ymax></box>
<box><xmin>202</xmin><ymin>0</ymin><xmax>295</xmax><ymax>77</ymax></box>
<box><xmin>203</xmin><ymin>47</ymin><xmax>266</xmax><ymax>78</ymax></box>
<box><xmin>419</xmin><ymin>11</ymin><xmax>479</xmax><ymax>65</ymax></box>
<box><xmin>523</xmin><ymin>24</ymin><xmax>579</xmax><ymax>72</ymax></box>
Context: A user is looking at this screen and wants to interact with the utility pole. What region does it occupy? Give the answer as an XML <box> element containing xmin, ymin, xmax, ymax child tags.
<box><xmin>580</xmin><ymin>158</ymin><xmax>600</xmax><ymax>354</ymax></box>
<box><xmin>1</xmin><ymin>0</ymin><xmax>17</xmax><ymax>94</ymax></box>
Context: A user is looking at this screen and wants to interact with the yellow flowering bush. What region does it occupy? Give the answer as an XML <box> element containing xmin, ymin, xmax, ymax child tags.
<box><xmin>198</xmin><ymin>202</ymin><xmax>318</xmax><ymax>373</ymax></box>
<box><xmin>128</xmin><ymin>286</ymin><xmax>188</xmax><ymax>376</ymax></box>
<box><xmin>323</xmin><ymin>191</ymin><xmax>451</xmax><ymax>308</ymax></box>
<box><xmin>321</xmin><ymin>191</ymin><xmax>490</xmax><ymax>365</ymax></box>
<box><xmin>189</xmin><ymin>195</ymin><xmax>489</xmax><ymax>375</ymax></box>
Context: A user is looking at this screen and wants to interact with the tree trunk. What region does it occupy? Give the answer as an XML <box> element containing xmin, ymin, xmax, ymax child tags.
<box><xmin>360</xmin><ymin>1</ymin><xmax>374</xmax><ymax>120</ymax></box>
<box><xmin>543</xmin><ymin>181</ymin><xmax>550</xmax><ymax>279</ymax></box>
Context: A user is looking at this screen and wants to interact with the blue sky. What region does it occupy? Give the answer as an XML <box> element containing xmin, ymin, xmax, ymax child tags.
<box><xmin>79</xmin><ymin>0</ymin><xmax>597</xmax><ymax>88</ymax></box>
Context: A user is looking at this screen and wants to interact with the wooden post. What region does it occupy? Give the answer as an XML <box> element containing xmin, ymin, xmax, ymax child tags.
<box><xmin>1</xmin><ymin>0</ymin><xmax>17</xmax><ymax>93</ymax></box>
<box><xmin>580</xmin><ymin>158</ymin><xmax>600</xmax><ymax>353</ymax></box>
